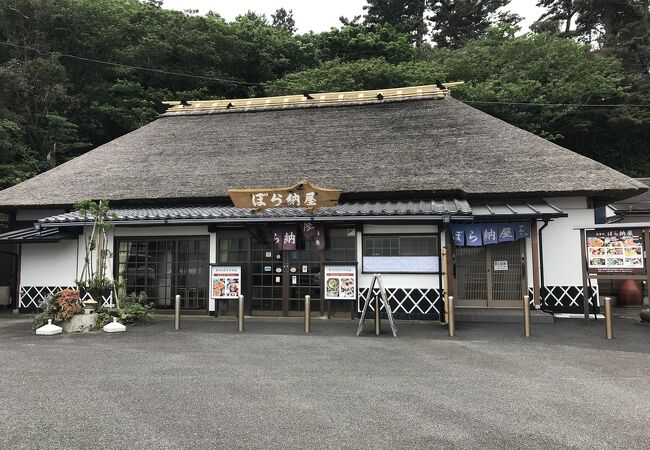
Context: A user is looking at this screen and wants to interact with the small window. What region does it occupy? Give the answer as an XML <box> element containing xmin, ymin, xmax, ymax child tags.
<box><xmin>363</xmin><ymin>235</ymin><xmax>438</xmax><ymax>257</ymax></box>
<box><xmin>363</xmin><ymin>235</ymin><xmax>439</xmax><ymax>273</ymax></box>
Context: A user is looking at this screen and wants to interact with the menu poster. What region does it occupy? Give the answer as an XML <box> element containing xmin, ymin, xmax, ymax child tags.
<box><xmin>210</xmin><ymin>265</ymin><xmax>242</xmax><ymax>299</ymax></box>
<box><xmin>586</xmin><ymin>229</ymin><xmax>645</xmax><ymax>274</ymax></box>
<box><xmin>324</xmin><ymin>265</ymin><xmax>357</xmax><ymax>300</ymax></box>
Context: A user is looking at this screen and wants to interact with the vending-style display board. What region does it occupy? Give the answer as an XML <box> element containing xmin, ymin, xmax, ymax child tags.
<box><xmin>210</xmin><ymin>265</ymin><xmax>242</xmax><ymax>299</ymax></box>
<box><xmin>324</xmin><ymin>265</ymin><xmax>357</xmax><ymax>300</ymax></box>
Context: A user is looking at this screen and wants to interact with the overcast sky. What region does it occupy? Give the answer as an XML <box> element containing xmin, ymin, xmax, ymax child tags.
<box><xmin>163</xmin><ymin>0</ymin><xmax>546</xmax><ymax>33</ymax></box>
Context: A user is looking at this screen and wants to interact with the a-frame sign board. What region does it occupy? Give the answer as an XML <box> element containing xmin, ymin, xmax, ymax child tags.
<box><xmin>356</xmin><ymin>274</ymin><xmax>397</xmax><ymax>337</ymax></box>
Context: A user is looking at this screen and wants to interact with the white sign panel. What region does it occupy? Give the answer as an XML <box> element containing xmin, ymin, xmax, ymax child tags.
<box><xmin>493</xmin><ymin>260</ymin><xmax>509</xmax><ymax>271</ymax></box>
<box><xmin>324</xmin><ymin>265</ymin><xmax>357</xmax><ymax>300</ymax></box>
<box><xmin>362</xmin><ymin>256</ymin><xmax>439</xmax><ymax>273</ymax></box>
<box><xmin>210</xmin><ymin>265</ymin><xmax>242</xmax><ymax>299</ymax></box>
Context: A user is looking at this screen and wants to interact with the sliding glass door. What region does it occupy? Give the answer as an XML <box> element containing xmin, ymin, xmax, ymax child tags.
<box><xmin>115</xmin><ymin>237</ymin><xmax>209</xmax><ymax>310</ymax></box>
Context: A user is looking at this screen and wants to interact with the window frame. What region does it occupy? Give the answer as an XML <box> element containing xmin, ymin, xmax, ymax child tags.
<box><xmin>362</xmin><ymin>233</ymin><xmax>441</xmax><ymax>274</ymax></box>
<box><xmin>114</xmin><ymin>235</ymin><xmax>210</xmax><ymax>310</ymax></box>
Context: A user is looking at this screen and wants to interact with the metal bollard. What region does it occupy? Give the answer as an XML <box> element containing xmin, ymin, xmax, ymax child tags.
<box><xmin>374</xmin><ymin>294</ymin><xmax>381</xmax><ymax>335</ymax></box>
<box><xmin>523</xmin><ymin>295</ymin><xmax>531</xmax><ymax>337</ymax></box>
<box><xmin>604</xmin><ymin>297</ymin><xmax>613</xmax><ymax>339</ymax></box>
<box><xmin>174</xmin><ymin>294</ymin><xmax>181</xmax><ymax>330</ymax></box>
<box><xmin>238</xmin><ymin>295</ymin><xmax>245</xmax><ymax>332</ymax></box>
<box><xmin>304</xmin><ymin>295</ymin><xmax>311</xmax><ymax>333</ymax></box>
<box><xmin>448</xmin><ymin>296</ymin><xmax>455</xmax><ymax>337</ymax></box>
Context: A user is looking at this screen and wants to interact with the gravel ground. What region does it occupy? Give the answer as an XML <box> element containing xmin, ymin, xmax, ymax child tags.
<box><xmin>1</xmin><ymin>314</ymin><xmax>649</xmax><ymax>450</ymax></box>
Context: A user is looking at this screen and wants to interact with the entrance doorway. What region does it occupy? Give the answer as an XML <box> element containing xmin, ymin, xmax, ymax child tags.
<box><xmin>251</xmin><ymin>238</ymin><xmax>321</xmax><ymax>316</ymax></box>
<box><xmin>454</xmin><ymin>240</ymin><xmax>526</xmax><ymax>308</ymax></box>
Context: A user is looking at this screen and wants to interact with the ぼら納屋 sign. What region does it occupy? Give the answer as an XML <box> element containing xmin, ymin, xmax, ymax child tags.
<box><xmin>228</xmin><ymin>179</ymin><xmax>341</xmax><ymax>211</ymax></box>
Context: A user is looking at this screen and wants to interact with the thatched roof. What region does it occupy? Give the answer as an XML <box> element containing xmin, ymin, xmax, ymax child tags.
<box><xmin>0</xmin><ymin>87</ymin><xmax>645</xmax><ymax>209</ymax></box>
<box><xmin>611</xmin><ymin>178</ymin><xmax>650</xmax><ymax>214</ymax></box>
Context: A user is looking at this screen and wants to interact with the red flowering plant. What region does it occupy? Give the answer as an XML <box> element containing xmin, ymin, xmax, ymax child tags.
<box><xmin>57</xmin><ymin>289</ymin><xmax>82</xmax><ymax>320</ymax></box>
<box><xmin>31</xmin><ymin>288</ymin><xmax>82</xmax><ymax>330</ymax></box>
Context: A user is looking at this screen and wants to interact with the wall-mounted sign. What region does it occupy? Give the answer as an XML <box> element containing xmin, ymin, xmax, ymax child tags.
<box><xmin>586</xmin><ymin>228</ymin><xmax>645</xmax><ymax>274</ymax></box>
<box><xmin>451</xmin><ymin>222</ymin><xmax>531</xmax><ymax>247</ymax></box>
<box><xmin>363</xmin><ymin>256</ymin><xmax>439</xmax><ymax>273</ymax></box>
<box><xmin>493</xmin><ymin>260</ymin><xmax>509</xmax><ymax>271</ymax></box>
<box><xmin>324</xmin><ymin>265</ymin><xmax>357</xmax><ymax>300</ymax></box>
<box><xmin>228</xmin><ymin>179</ymin><xmax>341</xmax><ymax>211</ymax></box>
<box><xmin>210</xmin><ymin>265</ymin><xmax>242</xmax><ymax>299</ymax></box>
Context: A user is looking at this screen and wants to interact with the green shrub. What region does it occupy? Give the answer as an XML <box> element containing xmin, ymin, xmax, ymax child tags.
<box><xmin>31</xmin><ymin>289</ymin><xmax>82</xmax><ymax>330</ymax></box>
<box><xmin>95</xmin><ymin>292</ymin><xmax>153</xmax><ymax>329</ymax></box>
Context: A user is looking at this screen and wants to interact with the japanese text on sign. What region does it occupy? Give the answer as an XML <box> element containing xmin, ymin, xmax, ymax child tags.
<box><xmin>586</xmin><ymin>228</ymin><xmax>645</xmax><ymax>275</ymax></box>
<box><xmin>451</xmin><ymin>222</ymin><xmax>530</xmax><ymax>247</ymax></box>
<box><xmin>251</xmin><ymin>192</ymin><xmax>317</xmax><ymax>208</ymax></box>
<box><xmin>228</xmin><ymin>179</ymin><xmax>341</xmax><ymax>211</ymax></box>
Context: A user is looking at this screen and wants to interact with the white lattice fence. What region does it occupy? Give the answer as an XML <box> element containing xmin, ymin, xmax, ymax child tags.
<box><xmin>358</xmin><ymin>287</ymin><xmax>442</xmax><ymax>318</ymax></box>
<box><xmin>527</xmin><ymin>285</ymin><xmax>599</xmax><ymax>313</ymax></box>
<box><xmin>19</xmin><ymin>286</ymin><xmax>114</xmax><ymax>311</ymax></box>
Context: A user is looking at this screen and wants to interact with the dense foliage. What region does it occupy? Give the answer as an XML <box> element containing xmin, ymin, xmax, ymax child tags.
<box><xmin>31</xmin><ymin>288</ymin><xmax>82</xmax><ymax>329</ymax></box>
<box><xmin>0</xmin><ymin>0</ymin><xmax>648</xmax><ymax>187</ymax></box>
<box><xmin>95</xmin><ymin>292</ymin><xmax>153</xmax><ymax>329</ymax></box>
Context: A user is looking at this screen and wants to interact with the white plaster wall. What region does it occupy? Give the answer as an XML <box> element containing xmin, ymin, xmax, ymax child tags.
<box><xmin>541</xmin><ymin>197</ymin><xmax>594</xmax><ymax>286</ymax></box>
<box><xmin>74</xmin><ymin>226</ymin><xmax>116</xmax><ymax>280</ymax></box>
<box><xmin>21</xmin><ymin>240</ymin><xmax>78</xmax><ymax>286</ymax></box>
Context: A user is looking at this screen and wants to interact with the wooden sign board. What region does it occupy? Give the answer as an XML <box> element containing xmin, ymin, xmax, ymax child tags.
<box><xmin>228</xmin><ymin>179</ymin><xmax>341</xmax><ymax>211</ymax></box>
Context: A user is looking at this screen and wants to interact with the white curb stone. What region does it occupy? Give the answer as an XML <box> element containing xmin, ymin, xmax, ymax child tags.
<box><xmin>36</xmin><ymin>319</ymin><xmax>62</xmax><ymax>336</ymax></box>
<box><xmin>103</xmin><ymin>317</ymin><xmax>126</xmax><ymax>333</ymax></box>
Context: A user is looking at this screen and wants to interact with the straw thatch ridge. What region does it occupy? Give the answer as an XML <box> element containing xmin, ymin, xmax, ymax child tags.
<box><xmin>0</xmin><ymin>96</ymin><xmax>645</xmax><ymax>209</ymax></box>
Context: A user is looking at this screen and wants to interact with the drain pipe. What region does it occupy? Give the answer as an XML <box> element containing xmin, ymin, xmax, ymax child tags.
<box><xmin>537</xmin><ymin>219</ymin><xmax>554</xmax><ymax>315</ymax></box>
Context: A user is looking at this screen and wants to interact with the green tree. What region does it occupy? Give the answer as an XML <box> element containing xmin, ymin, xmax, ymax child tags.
<box><xmin>0</xmin><ymin>55</ymin><xmax>83</xmax><ymax>169</ymax></box>
<box><xmin>363</xmin><ymin>0</ymin><xmax>428</xmax><ymax>46</ymax></box>
<box><xmin>271</xmin><ymin>8</ymin><xmax>296</xmax><ymax>34</ymax></box>
<box><xmin>0</xmin><ymin>118</ymin><xmax>36</xmax><ymax>189</ymax></box>
<box><xmin>265</xmin><ymin>57</ymin><xmax>448</xmax><ymax>95</ymax></box>
<box><xmin>427</xmin><ymin>0</ymin><xmax>517</xmax><ymax>48</ymax></box>
<box><xmin>534</xmin><ymin>0</ymin><xmax>579</xmax><ymax>36</ymax></box>
<box><xmin>299</xmin><ymin>24</ymin><xmax>415</xmax><ymax>65</ymax></box>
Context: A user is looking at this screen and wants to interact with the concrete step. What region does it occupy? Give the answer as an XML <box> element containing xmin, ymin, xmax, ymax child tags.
<box><xmin>454</xmin><ymin>308</ymin><xmax>554</xmax><ymax>324</ymax></box>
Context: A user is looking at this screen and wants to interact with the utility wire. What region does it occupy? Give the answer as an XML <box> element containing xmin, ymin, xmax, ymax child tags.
<box><xmin>0</xmin><ymin>41</ymin><xmax>264</xmax><ymax>86</ymax></box>
<box><xmin>462</xmin><ymin>100</ymin><xmax>650</xmax><ymax>108</ymax></box>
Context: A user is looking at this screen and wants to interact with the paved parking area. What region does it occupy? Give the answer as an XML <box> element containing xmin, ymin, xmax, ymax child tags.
<box><xmin>1</xmin><ymin>314</ymin><xmax>649</xmax><ymax>449</ymax></box>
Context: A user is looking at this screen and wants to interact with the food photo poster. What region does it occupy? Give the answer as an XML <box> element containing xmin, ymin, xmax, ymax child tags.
<box><xmin>210</xmin><ymin>265</ymin><xmax>242</xmax><ymax>299</ymax></box>
<box><xmin>324</xmin><ymin>265</ymin><xmax>357</xmax><ymax>300</ymax></box>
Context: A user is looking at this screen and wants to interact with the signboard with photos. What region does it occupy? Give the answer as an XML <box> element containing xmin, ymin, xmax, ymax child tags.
<box><xmin>586</xmin><ymin>228</ymin><xmax>645</xmax><ymax>274</ymax></box>
<box><xmin>324</xmin><ymin>265</ymin><xmax>357</xmax><ymax>300</ymax></box>
<box><xmin>210</xmin><ymin>265</ymin><xmax>242</xmax><ymax>299</ymax></box>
